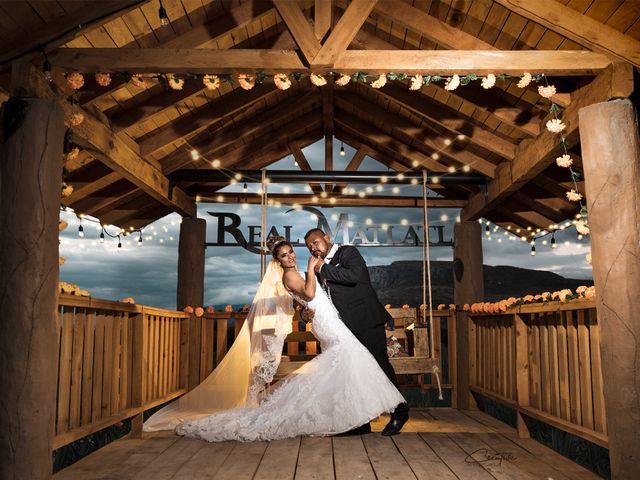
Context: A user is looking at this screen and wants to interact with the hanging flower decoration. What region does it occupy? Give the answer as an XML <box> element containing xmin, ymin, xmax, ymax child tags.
<box><xmin>444</xmin><ymin>74</ymin><xmax>460</xmax><ymax>91</ymax></box>
<box><xmin>224</xmin><ymin>304</ymin><xmax>233</xmax><ymax>312</ymax></box>
<box><xmin>237</xmin><ymin>74</ymin><xmax>255</xmax><ymax>90</ymax></box>
<box><xmin>69</xmin><ymin>112</ymin><xmax>85</xmax><ymax>126</ymax></box>
<box><xmin>517</xmin><ymin>72</ymin><xmax>532</xmax><ymax>88</ymax></box>
<box><xmin>335</xmin><ymin>74</ymin><xmax>351</xmax><ymax>86</ymax></box>
<box><xmin>206</xmin><ymin>306</ymin><xmax>215</xmax><ymax>314</ymax></box>
<box><xmin>546</xmin><ymin>118</ymin><xmax>566</xmax><ymax>133</ymax></box>
<box><xmin>310</xmin><ymin>73</ymin><xmax>327</xmax><ymax>87</ymax></box>
<box><xmin>538</xmin><ymin>85</ymin><xmax>556</xmax><ymax>99</ymax></box>
<box><xmin>202</xmin><ymin>74</ymin><xmax>221</xmax><ymax>91</ymax></box>
<box><xmin>273</xmin><ymin>73</ymin><xmax>291</xmax><ymax>90</ymax></box>
<box><xmin>370</xmin><ymin>74</ymin><xmax>387</xmax><ymax>89</ymax></box>
<box><xmin>586</xmin><ymin>252</ymin><xmax>592</xmax><ymax>264</ymax></box>
<box><xmin>195</xmin><ymin>307</ymin><xmax>204</xmax><ymax>317</ymax></box>
<box><xmin>409</xmin><ymin>74</ymin><xmax>423</xmax><ymax>91</ymax></box>
<box><xmin>555</xmin><ymin>154</ymin><xmax>573</xmax><ymax>168</ymax></box>
<box><xmin>64</xmin><ymin>147</ymin><xmax>80</xmax><ymax>162</ymax></box>
<box><xmin>167</xmin><ymin>74</ymin><xmax>184</xmax><ymax>90</ymax></box>
<box><xmin>566</xmin><ymin>189</ymin><xmax>583</xmax><ymax>202</ymax></box>
<box><xmin>59</xmin><ymin>256</ymin><xmax>65</xmax><ymax>266</ymax></box>
<box><xmin>95</xmin><ymin>72</ymin><xmax>112</xmax><ymax>87</ymax></box>
<box><xmin>183</xmin><ymin>306</ymin><xmax>194</xmax><ymax>314</ymax></box>
<box><xmin>576</xmin><ymin>219</ymin><xmax>590</xmax><ymax>235</ymax></box>
<box><xmin>481</xmin><ymin>73</ymin><xmax>496</xmax><ymax>89</ymax></box>
<box><xmin>59</xmin><ymin>220</ymin><xmax>69</xmax><ymax>232</ymax></box>
<box><xmin>61</xmin><ymin>183</ymin><xmax>74</xmax><ymax>197</ymax></box>
<box><xmin>66</xmin><ymin>71</ymin><xmax>85</xmax><ymax>90</ymax></box>
<box><xmin>130</xmin><ymin>75</ymin><xmax>146</xmax><ymax>88</ymax></box>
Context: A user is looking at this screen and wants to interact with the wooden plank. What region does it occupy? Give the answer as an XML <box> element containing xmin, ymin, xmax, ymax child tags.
<box><xmin>576</xmin><ymin>309</ymin><xmax>594</xmax><ymax>430</ymax></box>
<box><xmin>91</xmin><ymin>313</ymin><xmax>106</xmax><ymax>422</ymax></box>
<box><xmin>565</xmin><ymin>310</ymin><xmax>581</xmax><ymax>425</ymax></box>
<box><xmin>213</xmin><ymin>441</ymin><xmax>269</xmax><ymax>480</ymax></box>
<box><xmin>332</xmin><ymin>436</ymin><xmax>376</xmax><ymax>480</ymax></box>
<box><xmin>69</xmin><ymin>309</ymin><xmax>86</xmax><ymax>429</ymax></box>
<box><xmin>216</xmin><ymin>318</ymin><xmax>228</xmax><ymax>364</ymax></box>
<box><xmin>529</xmin><ymin>315</ymin><xmax>541</xmax><ymax>410</ymax></box>
<box><xmin>110</xmin><ymin>313</ymin><xmax>122</xmax><ymax>415</ymax></box>
<box><xmin>362</xmin><ymin>434</ymin><xmax>416</xmax><ymax>480</ymax></box>
<box><xmin>557</xmin><ymin>311</ymin><xmax>571</xmax><ymax>421</ymax></box>
<box><xmin>493</xmin><ymin>0</ymin><xmax>640</xmax><ymax>67</ymax></box>
<box><xmin>101</xmin><ymin>314</ymin><xmax>114</xmax><ymax>418</ymax></box>
<box><xmin>134</xmin><ymin>437</ymin><xmax>205</xmax><ymax>480</ymax></box>
<box><xmin>170</xmin><ymin>441</ymin><xmax>235</xmax><ymax>480</ymax></box>
<box><xmin>548</xmin><ymin>314</ymin><xmax>561</xmax><ymax>417</ymax></box>
<box><xmin>314</xmin><ymin>0</ymin><xmax>332</xmax><ymax>40</ymax></box>
<box><xmin>539</xmin><ymin>315</ymin><xmax>551</xmax><ymax>413</ymax></box>
<box><xmin>120</xmin><ymin>313</ymin><xmax>130</xmax><ymax>410</ymax></box>
<box><xmin>391</xmin><ymin>433</ymin><xmax>458</xmax><ymax>479</ymax></box>
<box><xmin>588</xmin><ymin>309</ymin><xmax>607</xmax><ymax>434</ymax></box>
<box><xmin>254</xmin><ymin>437</ymin><xmax>300</xmax><ymax>480</ymax></box>
<box><xmin>81</xmin><ymin>311</ymin><xmax>95</xmax><ymax>425</ymax></box>
<box><xmin>419</xmin><ymin>432</ymin><xmax>495</xmax><ymax>479</ymax></box>
<box><xmin>295</xmin><ymin>437</ymin><xmax>334</xmax><ymax>480</ymax></box>
<box><xmin>57</xmin><ymin>310</ymin><xmax>75</xmax><ymax>433</ymax></box>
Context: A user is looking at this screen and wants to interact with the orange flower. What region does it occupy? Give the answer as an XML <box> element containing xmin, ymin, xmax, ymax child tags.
<box><xmin>224</xmin><ymin>304</ymin><xmax>233</xmax><ymax>312</ymax></box>
<box><xmin>184</xmin><ymin>306</ymin><xmax>194</xmax><ymax>314</ymax></box>
<box><xmin>335</xmin><ymin>74</ymin><xmax>351</xmax><ymax>87</ymax></box>
<box><xmin>402</xmin><ymin>304</ymin><xmax>410</xmax><ymax>309</ymax></box>
<box><xmin>195</xmin><ymin>307</ymin><xmax>204</xmax><ymax>317</ymax></box>
<box><xmin>95</xmin><ymin>72</ymin><xmax>112</xmax><ymax>87</ymax></box>
<box><xmin>436</xmin><ymin>304</ymin><xmax>446</xmax><ymax>310</ymax></box>
<box><xmin>206</xmin><ymin>306</ymin><xmax>215</xmax><ymax>313</ymax></box>
<box><xmin>462</xmin><ymin>304</ymin><xmax>470</xmax><ymax>311</ymax></box>
<box><xmin>384</xmin><ymin>304</ymin><xmax>391</xmax><ymax>309</ymax></box>
<box><xmin>66</xmin><ymin>71</ymin><xmax>85</xmax><ymax>90</ymax></box>
<box><xmin>448</xmin><ymin>304</ymin><xmax>456</xmax><ymax>311</ymax></box>
<box><xmin>237</xmin><ymin>74</ymin><xmax>255</xmax><ymax>90</ymax></box>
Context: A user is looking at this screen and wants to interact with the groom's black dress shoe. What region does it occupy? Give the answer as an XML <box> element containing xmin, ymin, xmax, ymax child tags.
<box><xmin>381</xmin><ymin>410</ymin><xmax>409</xmax><ymax>436</ymax></box>
<box><xmin>338</xmin><ymin>422</ymin><xmax>372</xmax><ymax>436</ymax></box>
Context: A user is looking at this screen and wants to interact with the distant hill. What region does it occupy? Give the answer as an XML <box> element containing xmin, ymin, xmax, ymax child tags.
<box><xmin>368</xmin><ymin>261</ymin><xmax>593</xmax><ymax>307</ymax></box>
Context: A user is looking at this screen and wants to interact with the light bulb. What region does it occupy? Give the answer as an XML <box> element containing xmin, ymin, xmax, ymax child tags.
<box><xmin>340</xmin><ymin>143</ymin><xmax>345</xmax><ymax>156</ymax></box>
<box><xmin>78</xmin><ymin>225</ymin><xmax>84</xmax><ymax>238</ymax></box>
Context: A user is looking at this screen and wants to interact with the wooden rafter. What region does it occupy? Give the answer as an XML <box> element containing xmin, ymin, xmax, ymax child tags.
<box><xmin>314</xmin><ymin>0</ymin><xmax>333</xmax><ymax>40</ymax></box>
<box><xmin>273</xmin><ymin>0</ymin><xmax>320</xmax><ymax>64</ymax></box>
<box><xmin>48</xmin><ymin>48</ymin><xmax>612</xmax><ymax>75</ymax></box>
<box><xmin>236</xmin><ymin>129</ymin><xmax>324</xmax><ymax>170</ymax></box>
<box><xmin>493</xmin><ymin>0</ymin><xmax>640</xmax><ymax>68</ymax></box>
<box><xmin>288</xmin><ymin>142</ymin><xmax>324</xmax><ymax>195</ymax></box>
<box><xmin>64</xmin><ymin>172</ymin><xmax>121</xmax><ymax>206</ymax></box>
<box><xmin>11</xmin><ymin>63</ymin><xmax>195</xmax><ymax>219</ymax></box>
<box><xmin>461</xmin><ymin>62</ymin><xmax>634</xmax><ymax>221</ymax></box>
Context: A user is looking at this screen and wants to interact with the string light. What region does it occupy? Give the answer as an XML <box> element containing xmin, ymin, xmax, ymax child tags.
<box><xmin>100</xmin><ymin>228</ymin><xmax>105</xmax><ymax>243</ymax></box>
<box><xmin>485</xmin><ymin>225</ymin><xmax>490</xmax><ymax>236</ymax></box>
<box><xmin>138</xmin><ymin>232</ymin><xmax>143</xmax><ymax>247</ymax></box>
<box><xmin>530</xmin><ymin>240</ymin><xmax>536</xmax><ymax>256</ymax></box>
<box><xmin>78</xmin><ymin>222</ymin><xmax>84</xmax><ymax>238</ymax></box>
<box><xmin>190</xmin><ymin>149</ymin><xmax>199</xmax><ymax>160</ymax></box>
<box><xmin>243</xmin><ymin>183</ymin><xmax>248</xmax><ymax>192</ymax></box>
<box><xmin>551</xmin><ymin>233</ymin><xmax>557</xmax><ymax>249</ymax></box>
<box><xmin>158</xmin><ymin>0</ymin><xmax>170</xmax><ymax>26</ymax></box>
<box><xmin>340</xmin><ymin>142</ymin><xmax>345</xmax><ymax>156</ymax></box>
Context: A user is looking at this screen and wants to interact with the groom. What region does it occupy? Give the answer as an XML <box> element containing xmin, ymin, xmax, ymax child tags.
<box><xmin>304</xmin><ymin>228</ymin><xmax>410</xmax><ymax>436</ymax></box>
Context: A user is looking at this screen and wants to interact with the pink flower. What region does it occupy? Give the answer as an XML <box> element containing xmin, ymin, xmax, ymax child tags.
<box><xmin>481</xmin><ymin>74</ymin><xmax>496</xmax><ymax>89</ymax></box>
<box><xmin>206</xmin><ymin>306</ymin><xmax>215</xmax><ymax>313</ymax></box>
<box><xmin>195</xmin><ymin>307</ymin><xmax>204</xmax><ymax>317</ymax></box>
<box><xmin>584</xmin><ymin>286</ymin><xmax>596</xmax><ymax>298</ymax></box>
<box><xmin>273</xmin><ymin>73</ymin><xmax>291</xmax><ymax>90</ymax></box>
<box><xmin>237</xmin><ymin>74</ymin><xmax>255</xmax><ymax>90</ymax></box>
<box><xmin>335</xmin><ymin>74</ymin><xmax>351</xmax><ymax>87</ymax></box>
<box><xmin>576</xmin><ymin>219</ymin><xmax>590</xmax><ymax>235</ymax></box>
<box><xmin>546</xmin><ymin>118</ymin><xmax>566</xmax><ymax>133</ymax></box>
<box><xmin>576</xmin><ymin>286</ymin><xmax>588</xmax><ymax>295</ymax></box>
<box><xmin>523</xmin><ymin>295</ymin><xmax>534</xmax><ymax>302</ymax></box>
<box><xmin>66</xmin><ymin>71</ymin><xmax>85</xmax><ymax>90</ymax></box>
<box><xmin>224</xmin><ymin>304</ymin><xmax>233</xmax><ymax>312</ymax></box>
<box><xmin>463</xmin><ymin>304</ymin><xmax>470</xmax><ymax>311</ymax></box>
<box><xmin>556</xmin><ymin>154</ymin><xmax>573</xmax><ymax>168</ymax></box>
<box><xmin>444</xmin><ymin>74</ymin><xmax>460</xmax><ymax>91</ymax></box>
<box><xmin>371</xmin><ymin>74</ymin><xmax>387</xmax><ymax>89</ymax></box>
<box><xmin>310</xmin><ymin>73</ymin><xmax>327</xmax><ymax>87</ymax></box>
<box><xmin>184</xmin><ymin>306</ymin><xmax>194</xmax><ymax>314</ymax></box>
<box><xmin>409</xmin><ymin>74</ymin><xmax>422</xmax><ymax>91</ymax></box>
<box><xmin>95</xmin><ymin>72</ymin><xmax>112</xmax><ymax>87</ymax></box>
<box><xmin>448</xmin><ymin>304</ymin><xmax>457</xmax><ymax>311</ymax></box>
<box><xmin>566</xmin><ymin>189</ymin><xmax>583</xmax><ymax>202</ymax></box>
<box><xmin>538</xmin><ymin>85</ymin><xmax>556</xmax><ymax>98</ymax></box>
<box><xmin>517</xmin><ymin>73</ymin><xmax>532</xmax><ymax>88</ymax></box>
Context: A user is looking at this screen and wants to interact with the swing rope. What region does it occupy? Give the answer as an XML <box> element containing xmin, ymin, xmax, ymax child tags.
<box><xmin>260</xmin><ymin>169</ymin><xmax>267</xmax><ymax>278</ymax></box>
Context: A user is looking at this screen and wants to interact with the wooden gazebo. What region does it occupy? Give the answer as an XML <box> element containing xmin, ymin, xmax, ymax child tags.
<box><xmin>1</xmin><ymin>1</ymin><xmax>639</xmax><ymax>479</ymax></box>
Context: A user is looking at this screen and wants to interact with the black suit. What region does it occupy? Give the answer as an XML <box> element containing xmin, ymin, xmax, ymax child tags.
<box><xmin>319</xmin><ymin>246</ymin><xmax>407</xmax><ymax>411</ymax></box>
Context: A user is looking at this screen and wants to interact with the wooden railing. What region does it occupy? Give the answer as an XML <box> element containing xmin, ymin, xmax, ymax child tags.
<box><xmin>55</xmin><ymin>295</ymin><xmax>189</xmax><ymax>449</ymax></box>
<box><xmin>468</xmin><ymin>298</ymin><xmax>607</xmax><ymax>448</ymax></box>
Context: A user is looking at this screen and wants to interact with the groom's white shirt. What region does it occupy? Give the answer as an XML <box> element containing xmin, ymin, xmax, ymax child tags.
<box><xmin>324</xmin><ymin>243</ymin><xmax>340</xmax><ymax>264</ymax></box>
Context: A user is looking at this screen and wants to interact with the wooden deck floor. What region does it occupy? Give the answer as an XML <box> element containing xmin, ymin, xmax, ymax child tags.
<box><xmin>54</xmin><ymin>409</ymin><xmax>602</xmax><ymax>480</ymax></box>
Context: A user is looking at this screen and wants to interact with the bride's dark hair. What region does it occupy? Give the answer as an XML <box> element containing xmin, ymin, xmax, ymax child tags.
<box><xmin>266</xmin><ymin>235</ymin><xmax>292</xmax><ymax>259</ymax></box>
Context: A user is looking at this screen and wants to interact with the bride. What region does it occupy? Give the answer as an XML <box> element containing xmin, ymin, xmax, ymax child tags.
<box><xmin>143</xmin><ymin>237</ymin><xmax>405</xmax><ymax>441</ymax></box>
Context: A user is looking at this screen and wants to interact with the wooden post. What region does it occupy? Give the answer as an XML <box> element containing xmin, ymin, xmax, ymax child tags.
<box><xmin>453</xmin><ymin>221</ymin><xmax>484</xmax><ymax>410</ymax></box>
<box><xmin>579</xmin><ymin>98</ymin><xmax>640</xmax><ymax>479</ymax></box>
<box><xmin>0</xmin><ymin>97</ymin><xmax>64</xmax><ymax>479</ymax></box>
<box><xmin>177</xmin><ymin>217</ymin><xmax>205</xmax><ymax>390</ymax></box>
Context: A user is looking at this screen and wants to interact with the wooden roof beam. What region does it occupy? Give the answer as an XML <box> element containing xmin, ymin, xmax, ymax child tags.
<box><xmin>461</xmin><ymin>62</ymin><xmax>634</xmax><ymax>221</ymax></box>
<box><xmin>335</xmin><ymin>92</ymin><xmax>497</xmax><ymax>177</ymax></box>
<box><xmin>493</xmin><ymin>0</ymin><xmax>640</xmax><ymax>69</ymax></box>
<box><xmin>49</xmin><ymin>49</ymin><xmax>612</xmax><ymax>75</ymax></box>
<box><xmin>12</xmin><ymin>63</ymin><xmax>195</xmax><ymax>218</ymax></box>
<box><xmin>238</xmin><ymin>129</ymin><xmax>324</xmax><ymax>170</ymax></box>
<box><xmin>288</xmin><ymin>141</ymin><xmax>324</xmax><ymax>195</ymax></box>
<box><xmin>273</xmin><ymin>0</ymin><xmax>321</xmax><ymax>64</ymax></box>
<box><xmin>314</xmin><ymin>0</ymin><xmax>333</xmax><ymax>41</ymax></box>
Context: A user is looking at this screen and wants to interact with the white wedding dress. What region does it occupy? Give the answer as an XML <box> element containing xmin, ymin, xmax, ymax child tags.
<box><xmin>175</xmin><ymin>274</ymin><xmax>405</xmax><ymax>442</ymax></box>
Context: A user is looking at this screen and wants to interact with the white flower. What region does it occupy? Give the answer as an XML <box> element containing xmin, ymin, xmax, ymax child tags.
<box><xmin>95</xmin><ymin>72</ymin><xmax>112</xmax><ymax>87</ymax></box>
<box><xmin>566</xmin><ymin>189</ymin><xmax>583</xmax><ymax>202</ymax></box>
<box><xmin>576</xmin><ymin>220</ymin><xmax>590</xmax><ymax>235</ymax></box>
<box><xmin>481</xmin><ymin>74</ymin><xmax>496</xmax><ymax>89</ymax></box>
<box><xmin>167</xmin><ymin>74</ymin><xmax>184</xmax><ymax>90</ymax></box>
<box><xmin>409</xmin><ymin>74</ymin><xmax>422</xmax><ymax>91</ymax></box>
<box><xmin>130</xmin><ymin>75</ymin><xmax>146</xmax><ymax>88</ymax></box>
<box><xmin>370</xmin><ymin>74</ymin><xmax>387</xmax><ymax>89</ymax></box>
<box><xmin>538</xmin><ymin>85</ymin><xmax>557</xmax><ymax>98</ymax></box>
<box><xmin>273</xmin><ymin>73</ymin><xmax>291</xmax><ymax>90</ymax></box>
<box><xmin>310</xmin><ymin>73</ymin><xmax>327</xmax><ymax>87</ymax></box>
<box><xmin>335</xmin><ymin>74</ymin><xmax>351</xmax><ymax>87</ymax></box>
<box><xmin>555</xmin><ymin>154</ymin><xmax>573</xmax><ymax>168</ymax></box>
<box><xmin>444</xmin><ymin>74</ymin><xmax>460</xmax><ymax>91</ymax></box>
<box><xmin>546</xmin><ymin>118</ymin><xmax>566</xmax><ymax>133</ymax></box>
<box><xmin>202</xmin><ymin>74</ymin><xmax>221</xmax><ymax>91</ymax></box>
<box><xmin>237</xmin><ymin>74</ymin><xmax>255</xmax><ymax>90</ymax></box>
<box><xmin>517</xmin><ymin>72</ymin><xmax>532</xmax><ymax>88</ymax></box>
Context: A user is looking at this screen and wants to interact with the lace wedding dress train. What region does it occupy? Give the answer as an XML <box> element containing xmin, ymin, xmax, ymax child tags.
<box><xmin>175</xmin><ymin>279</ymin><xmax>405</xmax><ymax>442</ymax></box>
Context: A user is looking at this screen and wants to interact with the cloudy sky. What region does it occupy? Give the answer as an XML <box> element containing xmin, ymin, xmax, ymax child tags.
<box><xmin>59</xmin><ymin>141</ymin><xmax>593</xmax><ymax>310</ymax></box>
